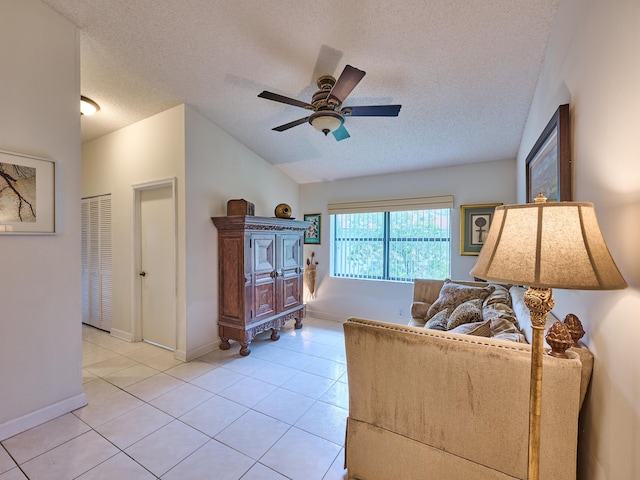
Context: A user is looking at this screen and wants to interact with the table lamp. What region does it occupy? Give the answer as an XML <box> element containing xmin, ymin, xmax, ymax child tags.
<box><xmin>470</xmin><ymin>194</ymin><xmax>626</xmax><ymax>480</ymax></box>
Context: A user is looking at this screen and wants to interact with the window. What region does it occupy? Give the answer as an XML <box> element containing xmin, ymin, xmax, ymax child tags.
<box><xmin>330</xmin><ymin>207</ymin><xmax>451</xmax><ymax>282</ymax></box>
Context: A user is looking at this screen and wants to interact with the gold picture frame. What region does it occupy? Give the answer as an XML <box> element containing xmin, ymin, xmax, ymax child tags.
<box><xmin>460</xmin><ymin>203</ymin><xmax>502</xmax><ymax>256</ymax></box>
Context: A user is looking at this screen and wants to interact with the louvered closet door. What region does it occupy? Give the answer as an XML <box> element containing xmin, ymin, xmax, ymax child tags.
<box><xmin>99</xmin><ymin>197</ymin><xmax>113</xmax><ymax>331</ymax></box>
<box><xmin>81</xmin><ymin>195</ymin><xmax>112</xmax><ymax>331</ymax></box>
<box><xmin>81</xmin><ymin>201</ymin><xmax>90</xmax><ymax>324</ymax></box>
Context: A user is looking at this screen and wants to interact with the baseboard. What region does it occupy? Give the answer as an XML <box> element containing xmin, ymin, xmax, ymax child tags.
<box><xmin>110</xmin><ymin>328</ymin><xmax>133</xmax><ymax>342</ymax></box>
<box><xmin>177</xmin><ymin>340</ymin><xmax>218</xmax><ymax>362</ymax></box>
<box><xmin>0</xmin><ymin>393</ymin><xmax>87</xmax><ymax>442</ymax></box>
<box><xmin>174</xmin><ymin>348</ymin><xmax>187</xmax><ymax>362</ymax></box>
<box><xmin>304</xmin><ymin>308</ymin><xmax>345</xmax><ymax>323</ymax></box>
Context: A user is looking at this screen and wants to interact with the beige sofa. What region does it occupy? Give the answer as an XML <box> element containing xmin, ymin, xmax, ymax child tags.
<box><xmin>343</xmin><ymin>279</ymin><xmax>593</xmax><ymax>480</ymax></box>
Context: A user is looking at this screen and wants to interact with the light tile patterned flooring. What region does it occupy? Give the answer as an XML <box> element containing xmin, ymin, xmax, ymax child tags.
<box><xmin>0</xmin><ymin>318</ymin><xmax>349</xmax><ymax>480</ymax></box>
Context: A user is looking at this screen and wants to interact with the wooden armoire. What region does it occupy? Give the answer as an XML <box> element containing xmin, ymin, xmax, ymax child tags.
<box><xmin>211</xmin><ymin>215</ymin><xmax>311</xmax><ymax>355</ymax></box>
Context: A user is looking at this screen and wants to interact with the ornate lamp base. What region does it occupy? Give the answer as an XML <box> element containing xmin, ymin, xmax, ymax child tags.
<box><xmin>524</xmin><ymin>286</ymin><xmax>555</xmax><ymax>480</ymax></box>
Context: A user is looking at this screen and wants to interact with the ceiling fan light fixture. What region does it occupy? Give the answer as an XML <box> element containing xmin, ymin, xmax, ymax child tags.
<box><xmin>309</xmin><ymin>111</ymin><xmax>344</xmax><ymax>136</ymax></box>
<box><xmin>80</xmin><ymin>95</ymin><xmax>100</xmax><ymax>116</ymax></box>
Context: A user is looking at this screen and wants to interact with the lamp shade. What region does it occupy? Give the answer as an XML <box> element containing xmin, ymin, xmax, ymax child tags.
<box><xmin>470</xmin><ymin>202</ymin><xmax>626</xmax><ymax>290</ymax></box>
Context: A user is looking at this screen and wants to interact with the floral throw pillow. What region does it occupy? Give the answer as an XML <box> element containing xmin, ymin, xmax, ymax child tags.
<box><xmin>426</xmin><ymin>280</ymin><xmax>495</xmax><ymax>320</ymax></box>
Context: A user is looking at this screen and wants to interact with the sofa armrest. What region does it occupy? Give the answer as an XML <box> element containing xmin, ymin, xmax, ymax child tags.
<box><xmin>344</xmin><ymin>317</ymin><xmax>585</xmax><ymax>480</ymax></box>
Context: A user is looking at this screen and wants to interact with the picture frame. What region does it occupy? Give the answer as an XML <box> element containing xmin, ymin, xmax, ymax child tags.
<box><xmin>0</xmin><ymin>150</ymin><xmax>55</xmax><ymax>234</ymax></box>
<box><xmin>303</xmin><ymin>213</ymin><xmax>321</xmax><ymax>244</ymax></box>
<box><xmin>526</xmin><ymin>104</ymin><xmax>571</xmax><ymax>203</ymax></box>
<box><xmin>460</xmin><ymin>203</ymin><xmax>502</xmax><ymax>255</ymax></box>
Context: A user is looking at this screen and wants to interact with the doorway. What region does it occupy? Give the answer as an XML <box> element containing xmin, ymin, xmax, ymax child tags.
<box><xmin>133</xmin><ymin>179</ymin><xmax>177</xmax><ymax>351</ymax></box>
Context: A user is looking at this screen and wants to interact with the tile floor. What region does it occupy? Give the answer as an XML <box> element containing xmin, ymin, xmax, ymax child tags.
<box><xmin>0</xmin><ymin>318</ymin><xmax>349</xmax><ymax>480</ymax></box>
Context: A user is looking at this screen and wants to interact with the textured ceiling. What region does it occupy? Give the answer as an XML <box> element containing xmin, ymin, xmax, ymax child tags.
<box><xmin>41</xmin><ymin>0</ymin><xmax>559</xmax><ymax>184</ymax></box>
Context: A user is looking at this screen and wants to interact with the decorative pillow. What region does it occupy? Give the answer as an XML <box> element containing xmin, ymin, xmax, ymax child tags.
<box><xmin>426</xmin><ymin>280</ymin><xmax>495</xmax><ymax>320</ymax></box>
<box><xmin>450</xmin><ymin>319</ymin><xmax>492</xmax><ymax>337</ymax></box>
<box><xmin>483</xmin><ymin>284</ymin><xmax>512</xmax><ymax>309</ymax></box>
<box><xmin>424</xmin><ymin>309</ymin><xmax>449</xmax><ymax>331</ymax></box>
<box><xmin>446</xmin><ymin>298</ymin><xmax>484</xmax><ymax>330</ymax></box>
<box><xmin>411</xmin><ymin>301</ymin><xmax>432</xmax><ymax>319</ymax></box>
<box><xmin>489</xmin><ymin>317</ymin><xmax>527</xmax><ymax>343</ymax></box>
<box><xmin>483</xmin><ymin>305</ymin><xmax>520</xmax><ymax>330</ymax></box>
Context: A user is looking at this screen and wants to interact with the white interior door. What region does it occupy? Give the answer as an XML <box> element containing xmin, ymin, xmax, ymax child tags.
<box><xmin>140</xmin><ymin>186</ymin><xmax>175</xmax><ymax>350</ymax></box>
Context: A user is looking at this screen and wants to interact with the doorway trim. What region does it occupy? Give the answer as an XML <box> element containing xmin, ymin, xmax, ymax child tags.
<box><xmin>131</xmin><ymin>178</ymin><xmax>178</xmax><ymax>353</ymax></box>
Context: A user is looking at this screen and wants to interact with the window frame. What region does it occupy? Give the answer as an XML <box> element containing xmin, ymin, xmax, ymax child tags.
<box><xmin>329</xmin><ymin>204</ymin><xmax>452</xmax><ymax>282</ymax></box>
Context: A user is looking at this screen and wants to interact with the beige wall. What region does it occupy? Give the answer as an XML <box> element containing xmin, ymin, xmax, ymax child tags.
<box><xmin>183</xmin><ymin>106</ymin><xmax>300</xmax><ymax>359</ymax></box>
<box><xmin>300</xmin><ymin>158</ymin><xmax>516</xmax><ymax>322</ymax></box>
<box><xmin>0</xmin><ymin>0</ymin><xmax>85</xmax><ymax>439</ymax></box>
<box><xmin>518</xmin><ymin>0</ymin><xmax>640</xmax><ymax>478</ymax></box>
<box><xmin>82</xmin><ymin>105</ymin><xmax>187</xmax><ymax>353</ymax></box>
<box><xmin>81</xmin><ymin>104</ymin><xmax>300</xmax><ymax>361</ymax></box>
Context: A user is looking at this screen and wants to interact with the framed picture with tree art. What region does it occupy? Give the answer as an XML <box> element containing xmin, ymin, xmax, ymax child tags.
<box><xmin>460</xmin><ymin>203</ymin><xmax>502</xmax><ymax>255</ymax></box>
<box><xmin>526</xmin><ymin>104</ymin><xmax>571</xmax><ymax>203</ymax></box>
<box><xmin>0</xmin><ymin>150</ymin><xmax>55</xmax><ymax>234</ymax></box>
<box><xmin>303</xmin><ymin>213</ymin><xmax>321</xmax><ymax>244</ymax></box>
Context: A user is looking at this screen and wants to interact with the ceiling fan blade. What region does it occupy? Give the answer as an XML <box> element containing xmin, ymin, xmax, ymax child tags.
<box><xmin>328</xmin><ymin>65</ymin><xmax>366</xmax><ymax>105</ymax></box>
<box><xmin>258</xmin><ymin>91</ymin><xmax>313</xmax><ymax>110</ymax></box>
<box><xmin>272</xmin><ymin>116</ymin><xmax>310</xmax><ymax>132</ymax></box>
<box><xmin>342</xmin><ymin>105</ymin><xmax>402</xmax><ymax>117</ymax></box>
<box><xmin>332</xmin><ymin>124</ymin><xmax>350</xmax><ymax>141</ymax></box>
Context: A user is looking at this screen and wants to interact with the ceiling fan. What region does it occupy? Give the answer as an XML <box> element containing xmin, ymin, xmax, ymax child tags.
<box><xmin>258</xmin><ymin>65</ymin><xmax>402</xmax><ymax>141</ymax></box>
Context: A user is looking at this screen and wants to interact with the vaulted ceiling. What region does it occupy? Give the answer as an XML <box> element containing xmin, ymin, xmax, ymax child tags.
<box><xmin>41</xmin><ymin>0</ymin><xmax>559</xmax><ymax>184</ymax></box>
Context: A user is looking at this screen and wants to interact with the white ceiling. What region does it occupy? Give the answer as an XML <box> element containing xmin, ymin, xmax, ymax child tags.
<box><xmin>41</xmin><ymin>0</ymin><xmax>559</xmax><ymax>184</ymax></box>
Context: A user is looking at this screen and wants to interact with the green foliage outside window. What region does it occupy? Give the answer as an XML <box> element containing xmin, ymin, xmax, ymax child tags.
<box><xmin>331</xmin><ymin>209</ymin><xmax>451</xmax><ymax>282</ymax></box>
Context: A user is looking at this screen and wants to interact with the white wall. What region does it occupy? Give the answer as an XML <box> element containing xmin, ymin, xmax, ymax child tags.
<box><xmin>0</xmin><ymin>0</ymin><xmax>85</xmax><ymax>440</ymax></box>
<box><xmin>518</xmin><ymin>0</ymin><xmax>640</xmax><ymax>478</ymax></box>
<box><xmin>300</xmin><ymin>158</ymin><xmax>516</xmax><ymax>322</ymax></box>
<box><xmin>183</xmin><ymin>106</ymin><xmax>300</xmax><ymax>359</ymax></box>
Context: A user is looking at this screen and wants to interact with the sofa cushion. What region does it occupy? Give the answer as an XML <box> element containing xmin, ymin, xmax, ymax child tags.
<box><xmin>446</xmin><ymin>299</ymin><xmax>484</xmax><ymax>330</ymax></box>
<box><xmin>450</xmin><ymin>319</ymin><xmax>492</xmax><ymax>337</ymax></box>
<box><xmin>424</xmin><ymin>309</ymin><xmax>448</xmax><ymax>331</ymax></box>
<box><xmin>426</xmin><ymin>280</ymin><xmax>495</xmax><ymax>320</ymax></box>
<box><xmin>410</xmin><ymin>301</ymin><xmax>432</xmax><ymax>319</ymax></box>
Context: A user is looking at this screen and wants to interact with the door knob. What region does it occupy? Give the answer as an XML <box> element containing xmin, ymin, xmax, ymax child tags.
<box><xmin>139</xmin><ymin>271</ymin><xmax>146</xmax><ymax>277</ymax></box>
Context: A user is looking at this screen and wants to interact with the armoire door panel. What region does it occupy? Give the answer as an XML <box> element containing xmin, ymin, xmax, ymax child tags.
<box><xmin>253</xmin><ymin>235</ymin><xmax>276</xmax><ymax>273</ymax></box>
<box><xmin>281</xmin><ymin>276</ymin><xmax>301</xmax><ymax>310</ymax></box>
<box><xmin>280</xmin><ymin>235</ymin><xmax>300</xmax><ymax>270</ymax></box>
<box><xmin>253</xmin><ymin>282</ymin><xmax>276</xmax><ymax>320</ymax></box>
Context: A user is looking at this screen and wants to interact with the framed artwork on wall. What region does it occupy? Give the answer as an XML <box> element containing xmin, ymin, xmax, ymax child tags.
<box><xmin>0</xmin><ymin>150</ymin><xmax>55</xmax><ymax>234</ymax></box>
<box><xmin>526</xmin><ymin>104</ymin><xmax>571</xmax><ymax>203</ymax></box>
<box><xmin>460</xmin><ymin>203</ymin><xmax>502</xmax><ymax>255</ymax></box>
<box><xmin>303</xmin><ymin>213</ymin><xmax>321</xmax><ymax>244</ymax></box>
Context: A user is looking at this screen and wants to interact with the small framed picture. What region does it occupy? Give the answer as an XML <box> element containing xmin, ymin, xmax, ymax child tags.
<box><xmin>303</xmin><ymin>213</ymin><xmax>321</xmax><ymax>244</ymax></box>
<box><xmin>460</xmin><ymin>204</ymin><xmax>502</xmax><ymax>255</ymax></box>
